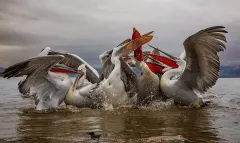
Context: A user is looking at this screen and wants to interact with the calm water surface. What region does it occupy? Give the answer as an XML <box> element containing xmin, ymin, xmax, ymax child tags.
<box><xmin>0</xmin><ymin>78</ymin><xmax>239</xmax><ymax>143</ymax></box>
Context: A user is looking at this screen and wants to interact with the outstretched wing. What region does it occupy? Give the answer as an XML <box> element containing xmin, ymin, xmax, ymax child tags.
<box><xmin>2</xmin><ymin>55</ymin><xmax>69</xmax><ymax>109</ymax></box>
<box><xmin>178</xmin><ymin>26</ymin><xmax>227</xmax><ymax>93</ymax></box>
<box><xmin>48</xmin><ymin>51</ymin><xmax>99</xmax><ymax>83</ymax></box>
<box><xmin>3</xmin><ymin>55</ymin><xmax>63</xmax><ymax>79</ymax></box>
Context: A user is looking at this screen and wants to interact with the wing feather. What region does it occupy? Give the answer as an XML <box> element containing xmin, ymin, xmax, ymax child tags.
<box><xmin>3</xmin><ymin>55</ymin><xmax>64</xmax><ymax>96</ymax></box>
<box><xmin>99</xmin><ymin>55</ymin><xmax>138</xmax><ymax>97</ymax></box>
<box><xmin>178</xmin><ymin>26</ymin><xmax>227</xmax><ymax>93</ymax></box>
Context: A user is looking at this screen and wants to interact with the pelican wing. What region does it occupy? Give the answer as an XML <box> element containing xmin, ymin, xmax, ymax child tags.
<box><xmin>30</xmin><ymin>73</ymin><xmax>66</xmax><ymax>107</ymax></box>
<box><xmin>3</xmin><ymin>55</ymin><xmax>64</xmax><ymax>95</ymax></box>
<box><xmin>178</xmin><ymin>26</ymin><xmax>227</xmax><ymax>93</ymax></box>
<box><xmin>99</xmin><ymin>56</ymin><xmax>138</xmax><ymax>97</ymax></box>
<box><xmin>119</xmin><ymin>58</ymin><xmax>138</xmax><ymax>98</ymax></box>
<box><xmin>48</xmin><ymin>51</ymin><xmax>99</xmax><ymax>83</ymax></box>
<box><xmin>3</xmin><ymin>56</ymin><xmax>70</xmax><ymax>109</ymax></box>
<box><xmin>99</xmin><ymin>56</ymin><xmax>114</xmax><ymax>81</ymax></box>
<box><xmin>3</xmin><ymin>55</ymin><xmax>64</xmax><ymax>78</ymax></box>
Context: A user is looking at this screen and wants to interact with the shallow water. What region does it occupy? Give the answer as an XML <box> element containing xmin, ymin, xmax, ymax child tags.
<box><xmin>0</xmin><ymin>78</ymin><xmax>239</xmax><ymax>143</ymax></box>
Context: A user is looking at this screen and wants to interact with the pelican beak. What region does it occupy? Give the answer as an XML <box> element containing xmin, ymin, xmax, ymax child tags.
<box><xmin>147</xmin><ymin>44</ymin><xmax>176</xmax><ymax>61</ymax></box>
<box><xmin>147</xmin><ymin>56</ymin><xmax>169</xmax><ymax>68</ymax></box>
<box><xmin>62</xmin><ymin>66</ymin><xmax>83</xmax><ymax>74</ymax></box>
<box><xmin>143</xmin><ymin>54</ymin><xmax>149</xmax><ymax>61</ymax></box>
<box><xmin>132</xmin><ymin>28</ymin><xmax>154</xmax><ymax>36</ymax></box>
<box><xmin>117</xmin><ymin>35</ymin><xmax>153</xmax><ymax>57</ymax></box>
<box><xmin>142</xmin><ymin>31</ymin><xmax>154</xmax><ymax>37</ymax></box>
<box><xmin>133</xmin><ymin>27</ymin><xmax>137</xmax><ymax>32</ymax></box>
<box><xmin>117</xmin><ymin>38</ymin><xmax>131</xmax><ymax>47</ymax></box>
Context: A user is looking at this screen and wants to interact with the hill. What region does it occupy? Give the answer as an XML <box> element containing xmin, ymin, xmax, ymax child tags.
<box><xmin>0</xmin><ymin>67</ymin><xmax>4</xmax><ymax>73</ymax></box>
<box><xmin>220</xmin><ymin>65</ymin><xmax>240</xmax><ymax>78</ymax></box>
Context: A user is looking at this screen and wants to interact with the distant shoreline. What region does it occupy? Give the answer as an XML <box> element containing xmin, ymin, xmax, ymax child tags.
<box><xmin>219</xmin><ymin>77</ymin><xmax>240</xmax><ymax>78</ymax></box>
<box><xmin>0</xmin><ymin>73</ymin><xmax>239</xmax><ymax>78</ymax></box>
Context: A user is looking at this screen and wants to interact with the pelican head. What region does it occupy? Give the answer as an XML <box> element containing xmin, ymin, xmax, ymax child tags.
<box><xmin>39</xmin><ymin>47</ymin><xmax>51</xmax><ymax>56</ymax></box>
<box><xmin>99</xmin><ymin>50</ymin><xmax>113</xmax><ymax>64</ymax></box>
<box><xmin>172</xmin><ymin>56</ymin><xmax>186</xmax><ymax>70</ymax></box>
<box><xmin>77</xmin><ymin>64</ymin><xmax>86</xmax><ymax>74</ymax></box>
<box><xmin>40</xmin><ymin>47</ymin><xmax>51</xmax><ymax>52</ymax></box>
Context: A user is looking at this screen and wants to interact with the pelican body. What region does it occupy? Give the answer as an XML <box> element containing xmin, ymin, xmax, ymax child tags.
<box><xmin>131</xmin><ymin>28</ymin><xmax>164</xmax><ymax>105</ymax></box>
<box><xmin>64</xmin><ymin>65</ymin><xmax>103</xmax><ymax>108</ymax></box>
<box><xmin>159</xmin><ymin>26</ymin><xmax>228</xmax><ymax>107</ymax></box>
<box><xmin>2</xmin><ymin>53</ymin><xmax>85</xmax><ymax>110</ymax></box>
<box><xmin>98</xmin><ymin>34</ymin><xmax>153</xmax><ymax>107</ymax></box>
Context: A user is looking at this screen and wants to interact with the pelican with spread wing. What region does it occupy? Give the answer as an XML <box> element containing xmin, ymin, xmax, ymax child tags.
<box><xmin>43</xmin><ymin>35</ymin><xmax>152</xmax><ymax>108</ymax></box>
<box><xmin>2</xmin><ymin>55</ymin><xmax>84</xmax><ymax>110</ymax></box>
<box><xmin>151</xmin><ymin>26</ymin><xmax>228</xmax><ymax>107</ymax></box>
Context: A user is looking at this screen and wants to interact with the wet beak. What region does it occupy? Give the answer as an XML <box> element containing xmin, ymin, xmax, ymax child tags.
<box><xmin>148</xmin><ymin>44</ymin><xmax>177</xmax><ymax>62</ymax></box>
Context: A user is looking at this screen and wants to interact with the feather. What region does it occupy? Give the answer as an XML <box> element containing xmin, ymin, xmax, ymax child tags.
<box><xmin>179</xmin><ymin>26</ymin><xmax>227</xmax><ymax>93</ymax></box>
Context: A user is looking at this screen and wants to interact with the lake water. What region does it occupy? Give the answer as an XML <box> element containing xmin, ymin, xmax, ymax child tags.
<box><xmin>0</xmin><ymin>78</ymin><xmax>239</xmax><ymax>143</ymax></box>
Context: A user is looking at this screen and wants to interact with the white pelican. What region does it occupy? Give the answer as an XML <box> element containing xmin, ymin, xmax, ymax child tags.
<box><xmin>45</xmin><ymin>50</ymin><xmax>105</xmax><ymax>108</ymax></box>
<box><xmin>3</xmin><ymin>55</ymin><xmax>84</xmax><ymax>110</ymax></box>
<box><xmin>154</xmin><ymin>26</ymin><xmax>228</xmax><ymax>107</ymax></box>
<box><xmin>130</xmin><ymin>28</ymin><xmax>166</xmax><ymax>105</ymax></box>
<box><xmin>64</xmin><ymin>64</ymin><xmax>104</xmax><ymax>108</ymax></box>
<box><xmin>47</xmin><ymin>35</ymin><xmax>152</xmax><ymax>108</ymax></box>
<box><xmin>99</xmin><ymin>35</ymin><xmax>153</xmax><ymax>107</ymax></box>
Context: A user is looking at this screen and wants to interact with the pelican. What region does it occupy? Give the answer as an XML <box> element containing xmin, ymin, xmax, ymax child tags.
<box><xmin>45</xmin><ymin>50</ymin><xmax>105</xmax><ymax>108</ymax></box>
<box><xmin>64</xmin><ymin>64</ymin><xmax>104</xmax><ymax>108</ymax></box>
<box><xmin>152</xmin><ymin>26</ymin><xmax>228</xmax><ymax>107</ymax></box>
<box><xmin>2</xmin><ymin>55</ymin><xmax>85</xmax><ymax>110</ymax></box>
<box><xmin>99</xmin><ymin>35</ymin><xmax>153</xmax><ymax>106</ymax></box>
<box><xmin>130</xmin><ymin>28</ymin><xmax>166</xmax><ymax>105</ymax></box>
<box><xmin>47</xmin><ymin>35</ymin><xmax>152</xmax><ymax>107</ymax></box>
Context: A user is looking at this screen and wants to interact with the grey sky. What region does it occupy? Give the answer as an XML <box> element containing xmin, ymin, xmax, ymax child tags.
<box><xmin>0</xmin><ymin>0</ymin><xmax>239</xmax><ymax>68</ymax></box>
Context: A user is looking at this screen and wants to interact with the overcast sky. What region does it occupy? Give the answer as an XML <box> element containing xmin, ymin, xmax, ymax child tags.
<box><xmin>0</xmin><ymin>0</ymin><xmax>239</xmax><ymax>68</ymax></box>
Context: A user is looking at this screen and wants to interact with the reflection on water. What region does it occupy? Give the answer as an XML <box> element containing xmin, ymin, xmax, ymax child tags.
<box><xmin>15</xmin><ymin>107</ymin><xmax>219</xmax><ymax>143</ymax></box>
<box><xmin>0</xmin><ymin>78</ymin><xmax>240</xmax><ymax>142</ymax></box>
